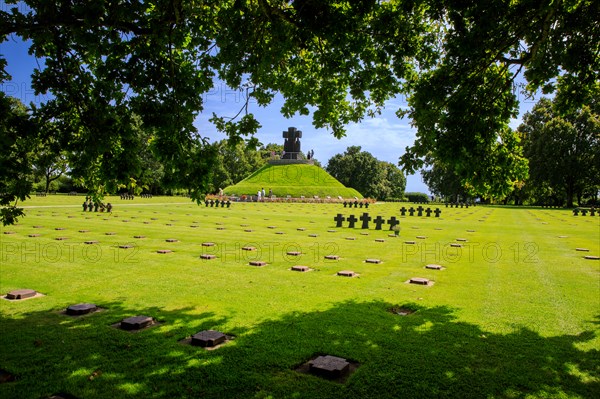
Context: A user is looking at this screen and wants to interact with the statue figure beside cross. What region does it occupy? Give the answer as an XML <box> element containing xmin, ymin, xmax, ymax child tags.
<box><xmin>282</xmin><ymin>127</ymin><xmax>302</xmax><ymax>159</ymax></box>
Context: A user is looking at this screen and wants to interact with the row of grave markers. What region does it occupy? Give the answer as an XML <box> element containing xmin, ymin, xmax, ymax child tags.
<box><xmin>342</xmin><ymin>201</ymin><xmax>370</xmax><ymax>208</ymax></box>
<box><xmin>205</xmin><ymin>199</ymin><xmax>232</xmax><ymax>208</ymax></box>
<box><xmin>334</xmin><ymin>213</ymin><xmax>400</xmax><ymax>230</ymax></box>
<box><xmin>400</xmin><ymin>206</ymin><xmax>442</xmax><ymax>217</ymax></box>
<box><xmin>573</xmin><ymin>208</ymin><xmax>597</xmax><ymax>216</ymax></box>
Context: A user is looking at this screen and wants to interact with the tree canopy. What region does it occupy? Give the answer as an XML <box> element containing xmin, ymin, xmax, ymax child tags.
<box><xmin>1</xmin><ymin>0</ymin><xmax>598</xmax><ymax>223</ymax></box>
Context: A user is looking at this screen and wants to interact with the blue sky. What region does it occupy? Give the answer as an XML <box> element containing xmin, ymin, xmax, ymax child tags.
<box><xmin>1</xmin><ymin>35</ymin><xmax>542</xmax><ymax>194</ymax></box>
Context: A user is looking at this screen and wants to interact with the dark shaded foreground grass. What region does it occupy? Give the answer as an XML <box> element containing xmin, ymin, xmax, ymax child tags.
<box><xmin>1</xmin><ymin>300</ymin><xmax>598</xmax><ymax>398</ymax></box>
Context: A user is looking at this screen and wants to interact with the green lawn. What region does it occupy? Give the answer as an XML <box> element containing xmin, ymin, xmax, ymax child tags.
<box><xmin>1</xmin><ymin>195</ymin><xmax>598</xmax><ymax>398</ymax></box>
<box><xmin>224</xmin><ymin>163</ymin><xmax>363</xmax><ymax>198</ymax></box>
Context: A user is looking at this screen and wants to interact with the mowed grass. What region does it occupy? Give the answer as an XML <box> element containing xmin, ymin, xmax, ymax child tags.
<box><xmin>0</xmin><ymin>196</ymin><xmax>599</xmax><ymax>398</ymax></box>
<box><xmin>224</xmin><ymin>163</ymin><xmax>363</xmax><ymax>198</ymax></box>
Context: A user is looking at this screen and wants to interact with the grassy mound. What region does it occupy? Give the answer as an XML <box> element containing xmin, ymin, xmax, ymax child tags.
<box><xmin>223</xmin><ymin>163</ymin><xmax>363</xmax><ymax>198</ymax></box>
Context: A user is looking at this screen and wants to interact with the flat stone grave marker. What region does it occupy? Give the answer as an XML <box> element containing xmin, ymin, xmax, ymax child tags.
<box><xmin>286</xmin><ymin>251</ymin><xmax>302</xmax><ymax>256</ymax></box>
<box><xmin>416</xmin><ymin>236</ymin><xmax>427</xmax><ymax>239</ymax></box>
<box><xmin>375</xmin><ymin>239</ymin><xmax>385</xmax><ymax>242</ymax></box>
<box><xmin>119</xmin><ymin>244</ymin><xmax>134</xmax><ymax>249</ymax></box>
<box><xmin>143</xmin><ymin>221</ymin><xmax>150</xmax><ymax>224</ymax></box>
<box><xmin>200</xmin><ymin>254</ymin><xmax>216</xmax><ymax>260</ymax></box>
<box><xmin>191</xmin><ymin>330</ymin><xmax>228</xmax><ymax>348</ymax></box>
<box><xmin>450</xmin><ymin>243</ymin><xmax>462</xmax><ymax>247</ymax></box>
<box><xmin>324</xmin><ymin>255</ymin><xmax>340</xmax><ymax>260</ymax></box>
<box><xmin>389</xmin><ymin>306</ymin><xmax>416</xmax><ymax>316</ymax></box>
<box><xmin>275</xmin><ymin>231</ymin><xmax>285</xmax><ymax>235</ymax></box>
<box><xmin>365</xmin><ymin>259</ymin><xmax>381</xmax><ymax>264</ymax></box>
<box><xmin>157</xmin><ymin>250</ymin><xmax>172</xmax><ymax>254</ymax></box>
<box><xmin>217</xmin><ymin>227</ymin><xmax>225</xmax><ymax>230</ymax></box>
<box><xmin>66</xmin><ymin>303</ymin><xmax>98</xmax><ymax>316</ymax></box>
<box><xmin>405</xmin><ymin>241</ymin><xmax>416</xmax><ymax>244</ymax></box>
<box><xmin>119</xmin><ymin>315</ymin><xmax>154</xmax><ymax>330</ymax></box>
<box><xmin>78</xmin><ymin>229</ymin><xmax>89</xmax><ymax>233</ymax></box>
<box><xmin>151</xmin><ymin>218</ymin><xmax>159</xmax><ymax>220</ymax></box>
<box><xmin>345</xmin><ymin>237</ymin><xmax>356</xmax><ymax>240</ymax></box>
<box><xmin>309</xmin><ymin>355</ymin><xmax>351</xmax><ymax>379</ymax></box>
<box><xmin>267</xmin><ymin>226</ymin><xmax>277</xmax><ymax>229</ymax></box>
<box><xmin>5</xmin><ymin>289</ymin><xmax>37</xmax><ymax>300</ymax></box>
<box><xmin>105</xmin><ymin>232</ymin><xmax>116</xmax><ymax>235</ymax></box>
<box><xmin>166</xmin><ymin>239</ymin><xmax>179</xmax><ymax>242</ymax></box>
<box><xmin>584</xmin><ymin>255</ymin><xmax>599</xmax><ymax>260</ymax></box>
<box><xmin>249</xmin><ymin>261</ymin><xmax>267</xmax><ymax>266</ymax></box>
<box><xmin>240</xmin><ymin>224</ymin><xmax>249</xmax><ymax>227</ymax></box>
<box><xmin>467</xmin><ymin>230</ymin><xmax>476</xmax><ymax>232</ymax></box>
<box><xmin>134</xmin><ymin>235</ymin><xmax>145</xmax><ymax>239</ymax></box>
<box><xmin>337</xmin><ymin>270</ymin><xmax>357</xmax><ymax>277</ymax></box>
<box><xmin>28</xmin><ymin>234</ymin><xmax>41</xmax><ymax>237</ymax></box>
<box><xmin>84</xmin><ymin>240</ymin><xmax>99</xmax><ymax>244</ymax></box>
<box><xmin>408</xmin><ymin>277</ymin><xmax>432</xmax><ymax>285</ymax></box>
<box><xmin>33</xmin><ymin>225</ymin><xmax>44</xmax><ymax>228</ymax></box>
<box><xmin>0</xmin><ymin>368</ymin><xmax>16</xmax><ymax>383</ymax></box>
<box><xmin>244</xmin><ymin>229</ymin><xmax>253</xmax><ymax>232</ymax></box>
<box><xmin>242</xmin><ymin>246</ymin><xmax>256</xmax><ymax>251</ymax></box>
<box><xmin>309</xmin><ymin>234</ymin><xmax>318</xmax><ymax>237</ymax></box>
<box><xmin>456</xmin><ymin>238</ymin><xmax>468</xmax><ymax>242</ymax></box>
<box><xmin>575</xmin><ymin>248</ymin><xmax>589</xmax><ymax>252</ymax></box>
<box><xmin>55</xmin><ymin>237</ymin><xmax>69</xmax><ymax>241</ymax></box>
<box><xmin>190</xmin><ymin>225</ymin><xmax>199</xmax><ymax>228</ymax></box>
<box><xmin>425</xmin><ymin>264</ymin><xmax>444</xmax><ymax>270</ymax></box>
<box><xmin>557</xmin><ymin>235</ymin><xmax>568</xmax><ymax>238</ymax></box>
<box><xmin>291</xmin><ymin>265</ymin><xmax>311</xmax><ymax>272</ymax></box>
<box><xmin>55</xmin><ymin>227</ymin><xmax>66</xmax><ymax>231</ymax></box>
<box><xmin>3</xmin><ymin>231</ymin><xmax>15</xmax><ymax>234</ymax></box>
<box><xmin>327</xmin><ymin>230</ymin><xmax>337</xmax><ymax>233</ymax></box>
<box><xmin>360</xmin><ymin>232</ymin><xmax>369</xmax><ymax>236</ymax></box>
<box><xmin>166</xmin><ymin>223</ymin><xmax>173</xmax><ymax>226</ymax></box>
<box><xmin>297</xmin><ymin>228</ymin><xmax>306</xmax><ymax>231</ymax></box>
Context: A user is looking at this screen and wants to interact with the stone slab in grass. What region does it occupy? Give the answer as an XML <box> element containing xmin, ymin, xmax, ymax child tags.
<box><xmin>291</xmin><ymin>265</ymin><xmax>311</xmax><ymax>272</ymax></box>
<box><xmin>337</xmin><ymin>270</ymin><xmax>357</xmax><ymax>277</ymax></box>
<box><xmin>297</xmin><ymin>228</ymin><xmax>306</xmax><ymax>231</ymax></box>
<box><xmin>407</xmin><ymin>277</ymin><xmax>434</xmax><ymax>286</ymax></box>
<box><xmin>78</xmin><ymin>229</ymin><xmax>89</xmax><ymax>233</ymax></box>
<box><xmin>200</xmin><ymin>254</ymin><xmax>216</xmax><ymax>260</ymax></box>
<box><xmin>456</xmin><ymin>238</ymin><xmax>468</xmax><ymax>242</ymax></box>
<box><xmin>65</xmin><ymin>303</ymin><xmax>99</xmax><ymax>316</ymax></box>
<box><xmin>365</xmin><ymin>259</ymin><xmax>382</xmax><ymax>264</ymax></box>
<box><xmin>324</xmin><ymin>255</ymin><xmax>340</xmax><ymax>260</ymax></box>
<box><xmin>286</xmin><ymin>251</ymin><xmax>302</xmax><ymax>256</ymax></box>
<box><xmin>450</xmin><ymin>243</ymin><xmax>463</xmax><ymax>248</ymax></box>
<box><xmin>216</xmin><ymin>227</ymin><xmax>226</xmax><ymax>230</ymax></box>
<box><xmin>166</xmin><ymin>239</ymin><xmax>179</xmax><ymax>243</ymax></box>
<box><xmin>242</xmin><ymin>246</ymin><xmax>257</xmax><ymax>251</ymax></box>
<box><xmin>327</xmin><ymin>230</ymin><xmax>337</xmax><ymax>233</ymax></box>
<box><xmin>28</xmin><ymin>234</ymin><xmax>41</xmax><ymax>237</ymax></box>
<box><xmin>47</xmin><ymin>393</ymin><xmax>81</xmax><ymax>399</ymax></box>
<box><xmin>388</xmin><ymin>234</ymin><xmax>397</xmax><ymax>237</ymax></box>
<box><xmin>55</xmin><ymin>227</ymin><xmax>66</xmax><ymax>231</ymax></box>
<box><xmin>3</xmin><ymin>231</ymin><xmax>15</xmax><ymax>234</ymax></box>
<box><xmin>55</xmin><ymin>237</ymin><xmax>69</xmax><ymax>241</ymax></box>
<box><xmin>4</xmin><ymin>289</ymin><xmax>38</xmax><ymax>300</ymax></box>
<box><xmin>249</xmin><ymin>261</ymin><xmax>267</xmax><ymax>267</ymax></box>
<box><xmin>267</xmin><ymin>226</ymin><xmax>277</xmax><ymax>229</ymax></box>
<box><xmin>375</xmin><ymin>239</ymin><xmax>385</xmax><ymax>242</ymax></box>
<box><xmin>134</xmin><ymin>235</ymin><xmax>146</xmax><ymax>239</ymax></box>
<box><xmin>157</xmin><ymin>249</ymin><xmax>172</xmax><ymax>254</ymax></box>
<box><xmin>584</xmin><ymin>255</ymin><xmax>599</xmax><ymax>260</ymax></box>
<box><xmin>345</xmin><ymin>237</ymin><xmax>356</xmax><ymax>240</ymax></box>
<box><xmin>275</xmin><ymin>231</ymin><xmax>285</xmax><ymax>235</ymax></box>
<box><xmin>244</xmin><ymin>229</ymin><xmax>254</xmax><ymax>232</ymax></box>
<box><xmin>309</xmin><ymin>234</ymin><xmax>319</xmax><ymax>237</ymax></box>
<box><xmin>202</xmin><ymin>242</ymin><xmax>215</xmax><ymax>247</ymax></box>
<box><xmin>105</xmin><ymin>232</ymin><xmax>116</xmax><ymax>235</ymax></box>
<box><xmin>84</xmin><ymin>240</ymin><xmax>99</xmax><ymax>245</ymax></box>
<box><xmin>425</xmin><ymin>264</ymin><xmax>445</xmax><ymax>270</ymax></box>
<box><xmin>557</xmin><ymin>235</ymin><xmax>568</xmax><ymax>238</ymax></box>
<box><xmin>416</xmin><ymin>236</ymin><xmax>427</xmax><ymax>239</ymax></box>
<box><xmin>119</xmin><ymin>244</ymin><xmax>134</xmax><ymax>249</ymax></box>
<box><xmin>33</xmin><ymin>225</ymin><xmax>44</xmax><ymax>228</ymax></box>
<box><xmin>191</xmin><ymin>330</ymin><xmax>227</xmax><ymax>348</ymax></box>
<box><xmin>388</xmin><ymin>306</ymin><xmax>417</xmax><ymax>316</ymax></box>
<box><xmin>0</xmin><ymin>368</ymin><xmax>16</xmax><ymax>383</ymax></box>
<box><xmin>576</xmin><ymin>248</ymin><xmax>589</xmax><ymax>252</ymax></box>
<box><xmin>405</xmin><ymin>241</ymin><xmax>416</xmax><ymax>244</ymax></box>
<box><xmin>117</xmin><ymin>315</ymin><xmax>156</xmax><ymax>331</ymax></box>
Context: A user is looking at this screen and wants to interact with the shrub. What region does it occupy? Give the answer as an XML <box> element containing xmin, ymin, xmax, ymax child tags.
<box><xmin>404</xmin><ymin>192</ymin><xmax>430</xmax><ymax>203</ymax></box>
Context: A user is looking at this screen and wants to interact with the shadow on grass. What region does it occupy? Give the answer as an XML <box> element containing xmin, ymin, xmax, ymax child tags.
<box><xmin>0</xmin><ymin>301</ymin><xmax>598</xmax><ymax>398</ymax></box>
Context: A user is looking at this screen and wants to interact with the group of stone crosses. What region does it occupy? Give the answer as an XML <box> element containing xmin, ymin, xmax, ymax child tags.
<box><xmin>343</xmin><ymin>201</ymin><xmax>369</xmax><ymax>208</ymax></box>
<box><xmin>445</xmin><ymin>202</ymin><xmax>471</xmax><ymax>208</ymax></box>
<box><xmin>399</xmin><ymin>206</ymin><xmax>442</xmax><ymax>217</ymax></box>
<box><xmin>205</xmin><ymin>199</ymin><xmax>231</xmax><ymax>208</ymax></box>
<box><xmin>573</xmin><ymin>207</ymin><xmax>597</xmax><ymax>216</ymax></box>
<box><xmin>334</xmin><ymin>213</ymin><xmax>400</xmax><ymax>230</ymax></box>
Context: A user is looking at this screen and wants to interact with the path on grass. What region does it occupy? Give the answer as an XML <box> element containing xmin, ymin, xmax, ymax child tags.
<box><xmin>20</xmin><ymin>202</ymin><xmax>193</xmax><ymax>209</ymax></box>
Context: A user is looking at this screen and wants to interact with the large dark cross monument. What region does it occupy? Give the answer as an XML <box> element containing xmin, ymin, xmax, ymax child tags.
<box><xmin>282</xmin><ymin>127</ymin><xmax>302</xmax><ymax>160</ymax></box>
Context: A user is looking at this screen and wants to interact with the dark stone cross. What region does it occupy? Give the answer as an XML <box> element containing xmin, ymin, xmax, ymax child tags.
<box><xmin>354</xmin><ymin>201</ymin><xmax>359</xmax><ymax>208</ymax></box>
<box><xmin>282</xmin><ymin>127</ymin><xmax>302</xmax><ymax>159</ymax></box>
<box><xmin>425</xmin><ymin>208</ymin><xmax>432</xmax><ymax>217</ymax></box>
<box><xmin>581</xmin><ymin>209</ymin><xmax>588</xmax><ymax>216</ymax></box>
<box><xmin>347</xmin><ymin>214</ymin><xmax>358</xmax><ymax>228</ymax></box>
<box><xmin>573</xmin><ymin>209</ymin><xmax>579</xmax><ymax>216</ymax></box>
<box><xmin>591</xmin><ymin>208</ymin><xmax>596</xmax><ymax>216</ymax></box>
<box><xmin>215</xmin><ymin>199</ymin><xmax>220</xmax><ymax>207</ymax></box>
<box><xmin>209</xmin><ymin>200</ymin><xmax>214</xmax><ymax>207</ymax></box>
<box><xmin>408</xmin><ymin>207</ymin><xmax>415</xmax><ymax>216</ymax></box>
<box><xmin>373</xmin><ymin>216</ymin><xmax>385</xmax><ymax>230</ymax></box>
<box><xmin>359</xmin><ymin>202</ymin><xmax>364</xmax><ymax>208</ymax></box>
<box><xmin>434</xmin><ymin>208</ymin><xmax>441</xmax><ymax>217</ymax></box>
<box><xmin>400</xmin><ymin>207</ymin><xmax>407</xmax><ymax>216</ymax></box>
<box><xmin>334</xmin><ymin>213</ymin><xmax>346</xmax><ymax>228</ymax></box>
<box><xmin>417</xmin><ymin>206</ymin><xmax>424</xmax><ymax>217</ymax></box>
<box><xmin>343</xmin><ymin>201</ymin><xmax>348</xmax><ymax>208</ymax></box>
<box><xmin>365</xmin><ymin>202</ymin><xmax>369</xmax><ymax>208</ymax></box>
<box><xmin>205</xmin><ymin>200</ymin><xmax>209</xmax><ymax>207</ymax></box>
<box><xmin>360</xmin><ymin>213</ymin><xmax>371</xmax><ymax>229</ymax></box>
<box><xmin>445</xmin><ymin>203</ymin><xmax>448</xmax><ymax>207</ymax></box>
<box><xmin>387</xmin><ymin>216</ymin><xmax>399</xmax><ymax>230</ymax></box>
